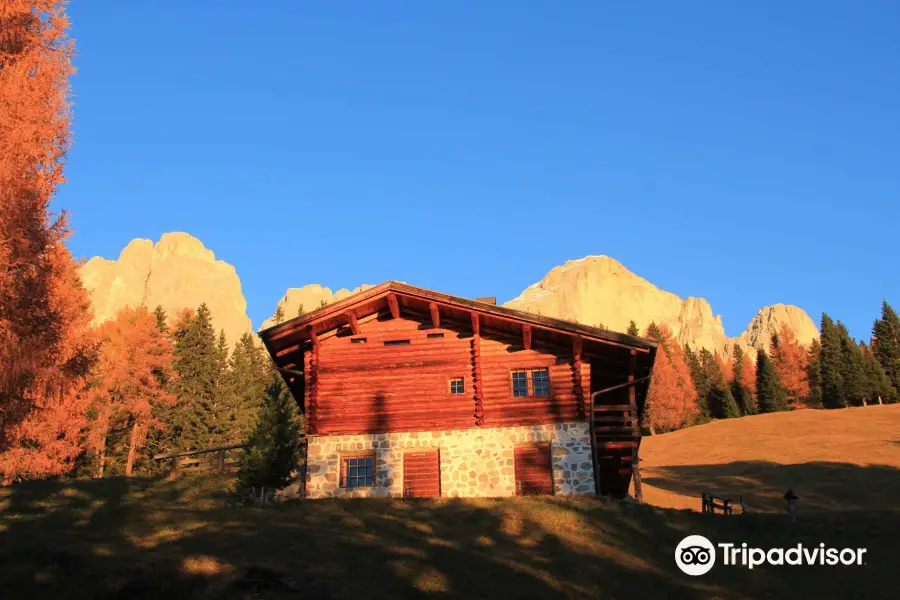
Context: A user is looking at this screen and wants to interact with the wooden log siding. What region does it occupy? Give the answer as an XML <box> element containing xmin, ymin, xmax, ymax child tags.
<box><xmin>302</xmin><ymin>313</ymin><xmax>596</xmax><ymax>435</ymax></box>
<box><xmin>309</xmin><ymin>316</ymin><xmax>475</xmax><ymax>434</ymax></box>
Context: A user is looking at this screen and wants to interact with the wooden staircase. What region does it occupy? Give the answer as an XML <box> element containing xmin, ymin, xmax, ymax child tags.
<box><xmin>588</xmin><ymin>375</ymin><xmax>648</xmax><ymax>501</ymax></box>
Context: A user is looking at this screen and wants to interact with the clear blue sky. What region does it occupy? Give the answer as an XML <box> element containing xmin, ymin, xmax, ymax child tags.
<box><xmin>58</xmin><ymin>1</ymin><xmax>899</xmax><ymax>339</ymax></box>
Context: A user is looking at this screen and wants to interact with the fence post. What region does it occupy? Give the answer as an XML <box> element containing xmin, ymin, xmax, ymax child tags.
<box><xmin>170</xmin><ymin>456</ymin><xmax>179</xmax><ymax>479</ymax></box>
<box><xmin>217</xmin><ymin>449</ymin><xmax>225</xmax><ymax>474</ymax></box>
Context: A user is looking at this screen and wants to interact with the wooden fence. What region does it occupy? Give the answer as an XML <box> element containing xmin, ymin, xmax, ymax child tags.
<box><xmin>153</xmin><ymin>443</ymin><xmax>247</xmax><ymax>477</ymax></box>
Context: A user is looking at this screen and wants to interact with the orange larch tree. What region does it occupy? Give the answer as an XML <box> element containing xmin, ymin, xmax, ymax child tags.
<box><xmin>88</xmin><ymin>307</ymin><xmax>176</xmax><ymax>477</ymax></box>
<box><xmin>642</xmin><ymin>324</ymin><xmax>699</xmax><ymax>433</ymax></box>
<box><xmin>0</xmin><ymin>2</ymin><xmax>98</xmax><ymax>481</ymax></box>
<box><xmin>770</xmin><ymin>324</ymin><xmax>810</xmax><ymax>409</ymax></box>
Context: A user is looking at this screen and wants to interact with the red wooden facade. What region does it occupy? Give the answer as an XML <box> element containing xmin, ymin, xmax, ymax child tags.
<box><xmin>259</xmin><ymin>282</ymin><xmax>658</xmax><ymax>438</ymax></box>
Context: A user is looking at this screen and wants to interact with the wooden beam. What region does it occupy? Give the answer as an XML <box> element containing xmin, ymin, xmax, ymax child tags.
<box><xmin>471</xmin><ymin>313</ymin><xmax>484</xmax><ymax>426</ymax></box>
<box><xmin>308</xmin><ymin>330</ymin><xmax>320</xmax><ymax>435</ymax></box>
<box><xmin>522</xmin><ymin>324</ymin><xmax>532</xmax><ymax>351</ymax></box>
<box><xmin>275</xmin><ymin>366</ymin><xmax>305</xmax><ymax>378</ymax></box>
<box><xmin>573</xmin><ymin>337</ymin><xmax>584</xmax><ymax>419</ymax></box>
<box><xmin>628</xmin><ymin>349</ymin><xmax>637</xmax><ymax>408</ymax></box>
<box><xmin>387</xmin><ymin>294</ymin><xmax>400</xmax><ymax>319</ymax></box>
<box><xmin>429</xmin><ymin>302</ymin><xmax>440</xmax><ymax>329</ymax></box>
<box><xmin>347</xmin><ymin>312</ymin><xmax>360</xmax><ymax>335</ymax></box>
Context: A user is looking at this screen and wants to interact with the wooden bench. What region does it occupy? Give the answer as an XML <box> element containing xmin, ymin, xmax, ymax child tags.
<box><xmin>701</xmin><ymin>492</ymin><xmax>735</xmax><ymax>515</ymax></box>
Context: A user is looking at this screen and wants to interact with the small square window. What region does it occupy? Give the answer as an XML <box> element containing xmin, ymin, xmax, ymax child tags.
<box><xmin>531</xmin><ymin>368</ymin><xmax>550</xmax><ymax>397</ymax></box>
<box><xmin>351</xmin><ymin>337</ymin><xmax>367</xmax><ymax>344</ymax></box>
<box><xmin>512</xmin><ymin>370</ymin><xmax>529</xmax><ymax>397</ymax></box>
<box><xmin>449</xmin><ymin>377</ymin><xmax>465</xmax><ymax>395</ymax></box>
<box><xmin>384</xmin><ymin>339</ymin><xmax>410</xmax><ymax>346</ymax></box>
<box><xmin>341</xmin><ymin>455</ymin><xmax>375</xmax><ymax>488</ymax></box>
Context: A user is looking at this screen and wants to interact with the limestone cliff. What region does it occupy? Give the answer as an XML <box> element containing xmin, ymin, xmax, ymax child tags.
<box><xmin>79</xmin><ymin>232</ymin><xmax>253</xmax><ymax>347</ymax></box>
<box><xmin>260</xmin><ymin>284</ymin><xmax>373</xmax><ymax>330</ymax></box>
<box><xmin>504</xmin><ymin>256</ymin><xmax>818</xmax><ymax>357</ymax></box>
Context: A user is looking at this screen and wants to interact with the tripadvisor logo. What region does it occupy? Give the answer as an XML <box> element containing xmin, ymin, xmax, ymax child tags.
<box><xmin>675</xmin><ymin>535</ymin><xmax>867</xmax><ymax>576</ymax></box>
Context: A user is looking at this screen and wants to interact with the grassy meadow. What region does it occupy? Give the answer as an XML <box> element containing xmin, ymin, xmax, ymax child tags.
<box><xmin>1</xmin><ymin>405</ymin><xmax>898</xmax><ymax>599</ymax></box>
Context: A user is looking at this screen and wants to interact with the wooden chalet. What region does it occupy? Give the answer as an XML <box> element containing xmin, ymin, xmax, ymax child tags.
<box><xmin>258</xmin><ymin>282</ymin><xmax>658</xmax><ymax>500</ymax></box>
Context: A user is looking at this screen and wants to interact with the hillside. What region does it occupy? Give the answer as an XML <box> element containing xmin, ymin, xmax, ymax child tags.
<box><xmin>638</xmin><ymin>404</ymin><xmax>900</xmax><ymax>513</ymax></box>
<box><xmin>1</xmin><ymin>475</ymin><xmax>894</xmax><ymax>599</ymax></box>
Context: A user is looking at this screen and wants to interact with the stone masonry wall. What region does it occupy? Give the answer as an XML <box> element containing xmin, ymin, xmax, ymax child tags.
<box><xmin>303</xmin><ymin>422</ymin><xmax>595</xmax><ymax>499</ymax></box>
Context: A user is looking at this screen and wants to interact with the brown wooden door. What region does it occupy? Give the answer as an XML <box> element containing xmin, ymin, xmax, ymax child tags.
<box><xmin>403</xmin><ymin>450</ymin><xmax>441</xmax><ymax>498</ymax></box>
<box><xmin>514</xmin><ymin>445</ymin><xmax>553</xmax><ymax>495</ymax></box>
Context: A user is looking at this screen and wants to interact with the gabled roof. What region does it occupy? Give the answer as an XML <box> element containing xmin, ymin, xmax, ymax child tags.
<box><xmin>259</xmin><ymin>282</ymin><xmax>657</xmax><ymax>370</ymax></box>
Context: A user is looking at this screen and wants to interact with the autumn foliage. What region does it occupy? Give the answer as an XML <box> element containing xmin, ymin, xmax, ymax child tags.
<box><xmin>88</xmin><ymin>307</ymin><xmax>175</xmax><ymax>477</ymax></box>
<box><xmin>770</xmin><ymin>324</ymin><xmax>810</xmax><ymax>409</ymax></box>
<box><xmin>0</xmin><ymin>2</ymin><xmax>100</xmax><ymax>482</ymax></box>
<box><xmin>642</xmin><ymin>324</ymin><xmax>698</xmax><ymax>432</ymax></box>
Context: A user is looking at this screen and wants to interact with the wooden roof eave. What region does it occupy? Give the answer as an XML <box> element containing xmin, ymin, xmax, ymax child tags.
<box><xmin>258</xmin><ymin>281</ymin><xmax>658</xmax><ymax>358</ymax></box>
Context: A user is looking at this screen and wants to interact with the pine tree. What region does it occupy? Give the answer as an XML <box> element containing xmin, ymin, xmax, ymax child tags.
<box><xmin>861</xmin><ymin>342</ymin><xmax>895</xmax><ymax>405</ymax></box>
<box><xmin>296</xmin><ymin>303</ymin><xmax>305</xmax><ymax>317</ymax></box>
<box><xmin>153</xmin><ymin>305</ymin><xmax>168</xmax><ymax>333</ymax></box>
<box><xmin>627</xmin><ymin>321</ymin><xmax>639</xmax><ymax>336</ymax></box>
<box><xmin>238</xmin><ymin>375</ymin><xmax>301</xmax><ymax>491</ymax></box>
<box><xmin>837</xmin><ymin>323</ymin><xmax>866</xmax><ymax>407</ymax></box>
<box><xmin>819</xmin><ymin>313</ymin><xmax>845</xmax><ymax>409</ymax></box>
<box><xmin>731</xmin><ymin>346</ymin><xmax>757</xmax><ymax>415</ymax></box>
<box><xmin>273</xmin><ymin>305</ymin><xmax>285</xmax><ymax>325</ymax></box>
<box><xmin>697</xmin><ymin>349</ymin><xmax>740</xmax><ymax>420</ymax></box>
<box><xmin>756</xmin><ymin>349</ymin><xmax>788</xmax><ymax>413</ymax></box>
<box><xmin>805</xmin><ymin>339</ymin><xmax>824</xmax><ymax>408</ymax></box>
<box><xmin>873</xmin><ymin>300</ymin><xmax>900</xmax><ymax>402</ymax></box>
<box><xmin>684</xmin><ymin>345</ymin><xmax>710</xmax><ymax>421</ymax></box>
<box><xmin>165</xmin><ymin>304</ymin><xmax>220</xmax><ymax>451</ymax></box>
<box><xmin>318</xmin><ymin>299</ymin><xmax>328</xmax><ymax>309</ymax></box>
<box><xmin>645</xmin><ymin>322</ymin><xmax>665</xmax><ymax>352</ymax></box>
<box><xmin>223</xmin><ymin>333</ymin><xmax>271</xmax><ymax>443</ymax></box>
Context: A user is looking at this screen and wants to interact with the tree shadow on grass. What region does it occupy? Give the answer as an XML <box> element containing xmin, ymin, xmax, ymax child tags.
<box><xmin>1</xmin><ymin>475</ymin><xmax>897</xmax><ymax>599</ymax></box>
<box><xmin>642</xmin><ymin>461</ymin><xmax>900</xmax><ymax>513</ymax></box>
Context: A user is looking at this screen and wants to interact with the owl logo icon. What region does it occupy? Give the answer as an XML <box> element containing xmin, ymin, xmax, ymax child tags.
<box><xmin>675</xmin><ymin>535</ymin><xmax>716</xmax><ymax>576</ymax></box>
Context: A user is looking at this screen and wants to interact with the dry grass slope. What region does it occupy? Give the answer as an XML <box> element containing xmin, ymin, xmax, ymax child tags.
<box><xmin>0</xmin><ymin>405</ymin><xmax>897</xmax><ymax>599</ymax></box>
<box><xmin>638</xmin><ymin>404</ymin><xmax>900</xmax><ymax>512</ymax></box>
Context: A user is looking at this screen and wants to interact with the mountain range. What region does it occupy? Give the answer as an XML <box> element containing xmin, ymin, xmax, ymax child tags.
<box><xmin>79</xmin><ymin>233</ymin><xmax>819</xmax><ymax>356</ymax></box>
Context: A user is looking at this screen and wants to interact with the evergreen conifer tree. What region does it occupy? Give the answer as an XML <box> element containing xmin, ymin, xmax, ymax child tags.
<box><xmin>837</xmin><ymin>323</ymin><xmax>866</xmax><ymax>406</ymax></box>
<box><xmin>819</xmin><ymin>314</ymin><xmax>845</xmax><ymax>409</ymax></box>
<box><xmin>153</xmin><ymin>305</ymin><xmax>168</xmax><ymax>333</ymax></box>
<box><xmin>805</xmin><ymin>339</ymin><xmax>824</xmax><ymax>408</ymax></box>
<box><xmin>238</xmin><ymin>375</ymin><xmax>301</xmax><ymax>492</ymax></box>
<box><xmin>273</xmin><ymin>305</ymin><xmax>285</xmax><ymax>325</ymax></box>
<box><xmin>731</xmin><ymin>346</ymin><xmax>757</xmax><ymax>415</ymax></box>
<box><xmin>872</xmin><ymin>300</ymin><xmax>900</xmax><ymax>401</ymax></box>
<box><xmin>627</xmin><ymin>321</ymin><xmax>639</xmax><ymax>336</ymax></box>
<box><xmin>224</xmin><ymin>333</ymin><xmax>271</xmax><ymax>443</ymax></box>
<box><xmin>860</xmin><ymin>342</ymin><xmax>895</xmax><ymax>405</ymax></box>
<box><xmin>296</xmin><ymin>303</ymin><xmax>305</xmax><ymax>317</ymax></box>
<box><xmin>756</xmin><ymin>349</ymin><xmax>788</xmax><ymax>413</ymax></box>
<box><xmin>166</xmin><ymin>304</ymin><xmax>220</xmax><ymax>451</ymax></box>
<box><xmin>684</xmin><ymin>346</ymin><xmax>710</xmax><ymax>420</ymax></box>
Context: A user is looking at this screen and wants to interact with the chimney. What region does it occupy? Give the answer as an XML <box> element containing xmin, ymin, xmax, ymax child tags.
<box><xmin>475</xmin><ymin>297</ymin><xmax>497</xmax><ymax>305</ymax></box>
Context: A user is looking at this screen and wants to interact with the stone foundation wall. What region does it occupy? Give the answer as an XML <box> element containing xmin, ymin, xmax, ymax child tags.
<box><xmin>303</xmin><ymin>422</ymin><xmax>595</xmax><ymax>499</ymax></box>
